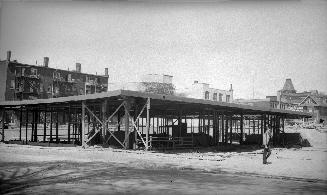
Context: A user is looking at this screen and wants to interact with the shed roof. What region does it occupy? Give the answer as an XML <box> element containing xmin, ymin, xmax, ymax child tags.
<box><xmin>0</xmin><ymin>90</ymin><xmax>311</xmax><ymax>118</ymax></box>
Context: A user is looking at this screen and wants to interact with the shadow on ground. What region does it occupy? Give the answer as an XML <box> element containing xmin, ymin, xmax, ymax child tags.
<box><xmin>0</xmin><ymin>160</ymin><xmax>326</xmax><ymax>195</ymax></box>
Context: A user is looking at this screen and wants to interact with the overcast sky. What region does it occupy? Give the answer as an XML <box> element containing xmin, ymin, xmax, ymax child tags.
<box><xmin>0</xmin><ymin>0</ymin><xmax>326</xmax><ymax>99</ymax></box>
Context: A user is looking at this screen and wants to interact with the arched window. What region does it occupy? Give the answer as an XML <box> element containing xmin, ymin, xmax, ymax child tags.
<box><xmin>226</xmin><ymin>95</ymin><xmax>230</xmax><ymax>102</ymax></box>
<box><xmin>219</xmin><ymin>93</ymin><xmax>223</xmax><ymax>102</ymax></box>
<box><xmin>205</xmin><ymin>91</ymin><xmax>210</xmax><ymax>100</ymax></box>
<box><xmin>213</xmin><ymin>93</ymin><xmax>217</xmax><ymax>101</ymax></box>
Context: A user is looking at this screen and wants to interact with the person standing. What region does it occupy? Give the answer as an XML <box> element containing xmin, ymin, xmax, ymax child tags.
<box><xmin>263</xmin><ymin>126</ymin><xmax>272</xmax><ymax>164</ymax></box>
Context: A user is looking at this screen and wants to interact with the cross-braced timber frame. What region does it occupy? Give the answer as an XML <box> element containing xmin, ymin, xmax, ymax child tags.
<box><xmin>0</xmin><ymin>90</ymin><xmax>311</xmax><ymax>150</ymax></box>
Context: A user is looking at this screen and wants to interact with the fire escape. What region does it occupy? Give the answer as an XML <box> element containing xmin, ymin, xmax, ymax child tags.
<box><xmin>14</xmin><ymin>66</ymin><xmax>40</xmax><ymax>100</ymax></box>
<box><xmin>52</xmin><ymin>70</ymin><xmax>78</xmax><ymax>98</ymax></box>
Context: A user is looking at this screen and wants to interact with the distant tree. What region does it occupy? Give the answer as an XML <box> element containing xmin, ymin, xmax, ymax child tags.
<box><xmin>141</xmin><ymin>82</ymin><xmax>175</xmax><ymax>95</ymax></box>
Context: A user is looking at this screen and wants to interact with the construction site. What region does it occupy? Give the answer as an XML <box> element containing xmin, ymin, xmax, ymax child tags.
<box><xmin>0</xmin><ymin>89</ymin><xmax>311</xmax><ymax>150</ymax></box>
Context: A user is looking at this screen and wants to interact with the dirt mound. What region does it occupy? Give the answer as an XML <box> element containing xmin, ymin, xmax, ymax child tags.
<box><xmin>285</xmin><ymin>126</ymin><xmax>327</xmax><ymax>148</ymax></box>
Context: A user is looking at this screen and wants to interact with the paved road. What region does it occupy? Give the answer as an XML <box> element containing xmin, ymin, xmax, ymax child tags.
<box><xmin>0</xmin><ymin>161</ymin><xmax>326</xmax><ymax>195</ymax></box>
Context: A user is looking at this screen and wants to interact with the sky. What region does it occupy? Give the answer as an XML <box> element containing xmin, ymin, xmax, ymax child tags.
<box><xmin>0</xmin><ymin>0</ymin><xmax>326</xmax><ymax>99</ymax></box>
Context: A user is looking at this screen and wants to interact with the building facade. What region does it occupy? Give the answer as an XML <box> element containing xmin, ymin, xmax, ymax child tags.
<box><xmin>0</xmin><ymin>51</ymin><xmax>109</xmax><ymax>101</ymax></box>
<box><xmin>236</xmin><ymin>79</ymin><xmax>327</xmax><ymax>123</ymax></box>
<box><xmin>275</xmin><ymin>79</ymin><xmax>327</xmax><ymax>123</ymax></box>
<box><xmin>108</xmin><ymin>74</ymin><xmax>175</xmax><ymax>95</ymax></box>
<box><xmin>177</xmin><ymin>81</ymin><xmax>233</xmax><ymax>103</ymax></box>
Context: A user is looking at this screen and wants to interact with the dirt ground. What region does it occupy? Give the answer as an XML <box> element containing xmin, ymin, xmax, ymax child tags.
<box><xmin>0</xmin><ymin>127</ymin><xmax>326</xmax><ymax>194</ymax></box>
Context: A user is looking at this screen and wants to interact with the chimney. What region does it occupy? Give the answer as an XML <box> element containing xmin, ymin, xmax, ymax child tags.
<box><xmin>105</xmin><ymin>68</ymin><xmax>108</xmax><ymax>76</ymax></box>
<box><xmin>76</xmin><ymin>63</ymin><xmax>81</xmax><ymax>73</ymax></box>
<box><xmin>194</xmin><ymin>80</ymin><xmax>198</xmax><ymax>84</ymax></box>
<box><xmin>6</xmin><ymin>51</ymin><xmax>11</xmax><ymax>61</ymax></box>
<box><xmin>43</xmin><ymin>57</ymin><xmax>49</xmax><ymax>67</ymax></box>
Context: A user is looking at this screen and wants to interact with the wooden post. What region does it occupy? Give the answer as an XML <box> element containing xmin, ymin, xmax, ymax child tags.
<box><xmin>217</xmin><ymin>113</ymin><xmax>220</xmax><ymax>144</ymax></box>
<box><xmin>25</xmin><ymin>108</ymin><xmax>28</xmax><ymax>142</ymax></box>
<box><xmin>35</xmin><ymin>110</ymin><xmax>38</xmax><ymax>142</ymax></box>
<box><xmin>1</xmin><ymin>109</ymin><xmax>5</xmax><ymax>142</ymax></box>
<box><xmin>225</xmin><ymin>115</ymin><xmax>228</xmax><ymax>145</ymax></box>
<box><xmin>134</xmin><ymin>105</ymin><xmax>139</xmax><ymax>149</ymax></box>
<box><xmin>157</xmin><ymin>117</ymin><xmax>159</xmax><ymax>135</ymax></box>
<box><xmin>221</xmin><ymin>114</ymin><xmax>224</xmax><ymax>144</ymax></box>
<box><xmin>56</xmin><ymin>111</ymin><xmax>59</xmax><ymax>143</ymax></box>
<box><xmin>213</xmin><ymin>111</ymin><xmax>216</xmax><ymax>144</ymax></box>
<box><xmin>208</xmin><ymin>112</ymin><xmax>211</xmax><ymax>136</ymax></box>
<box><xmin>102</xmin><ymin>99</ymin><xmax>108</xmax><ymax>145</ymax></box>
<box><xmin>82</xmin><ymin>101</ymin><xmax>86</xmax><ymax>147</ymax></box>
<box><xmin>178</xmin><ymin>109</ymin><xmax>182</xmax><ymax>137</ymax></box>
<box><xmin>68</xmin><ymin>105</ymin><xmax>71</xmax><ymax>144</ymax></box>
<box><xmin>260</xmin><ymin>115</ymin><xmax>263</xmax><ymax>145</ymax></box>
<box><xmin>117</xmin><ymin>111</ymin><xmax>121</xmax><ymax>131</ymax></box>
<box><xmin>230</xmin><ymin>116</ymin><xmax>233</xmax><ymax>144</ymax></box>
<box><xmin>263</xmin><ymin>114</ymin><xmax>266</xmax><ymax>145</ymax></box>
<box><xmin>19</xmin><ymin>107</ymin><xmax>22</xmax><ymax>141</ymax></box>
<box><xmin>240</xmin><ymin>113</ymin><xmax>243</xmax><ymax>144</ymax></box>
<box><xmin>43</xmin><ymin>107</ymin><xmax>47</xmax><ymax>142</ymax></box>
<box><xmin>31</xmin><ymin>110</ymin><xmax>34</xmax><ymax>141</ymax></box>
<box><xmin>146</xmin><ymin>98</ymin><xmax>150</xmax><ymax>150</ymax></box>
<box><xmin>124</xmin><ymin>100</ymin><xmax>130</xmax><ymax>149</ymax></box>
<box><xmin>50</xmin><ymin>109</ymin><xmax>53</xmax><ymax>142</ymax></box>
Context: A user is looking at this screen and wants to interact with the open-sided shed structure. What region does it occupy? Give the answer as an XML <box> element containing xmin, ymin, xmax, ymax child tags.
<box><xmin>0</xmin><ymin>90</ymin><xmax>311</xmax><ymax>150</ymax></box>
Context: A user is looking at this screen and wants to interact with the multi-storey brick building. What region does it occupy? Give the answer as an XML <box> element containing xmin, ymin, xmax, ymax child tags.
<box><xmin>0</xmin><ymin>51</ymin><xmax>109</xmax><ymax>101</ymax></box>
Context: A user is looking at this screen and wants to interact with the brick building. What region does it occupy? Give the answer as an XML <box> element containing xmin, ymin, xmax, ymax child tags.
<box><xmin>0</xmin><ymin>51</ymin><xmax>109</xmax><ymax>101</ymax></box>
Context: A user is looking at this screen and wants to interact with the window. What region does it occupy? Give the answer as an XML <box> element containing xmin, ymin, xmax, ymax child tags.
<box><xmin>10</xmin><ymin>80</ymin><xmax>15</xmax><ymax>89</ymax></box>
<box><xmin>67</xmin><ymin>74</ymin><xmax>72</xmax><ymax>82</ymax></box>
<box><xmin>219</xmin><ymin>93</ymin><xmax>223</xmax><ymax>102</ymax></box>
<box><xmin>213</xmin><ymin>93</ymin><xmax>217</xmax><ymax>101</ymax></box>
<box><xmin>53</xmin><ymin>72</ymin><xmax>60</xmax><ymax>80</ymax></box>
<box><xmin>40</xmin><ymin>83</ymin><xmax>43</xmax><ymax>92</ymax></box>
<box><xmin>226</xmin><ymin>95</ymin><xmax>230</xmax><ymax>102</ymax></box>
<box><xmin>205</xmin><ymin>91</ymin><xmax>210</xmax><ymax>100</ymax></box>
<box><xmin>21</xmin><ymin>68</ymin><xmax>25</xmax><ymax>76</ymax></box>
<box><xmin>31</xmin><ymin>68</ymin><xmax>37</xmax><ymax>76</ymax></box>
